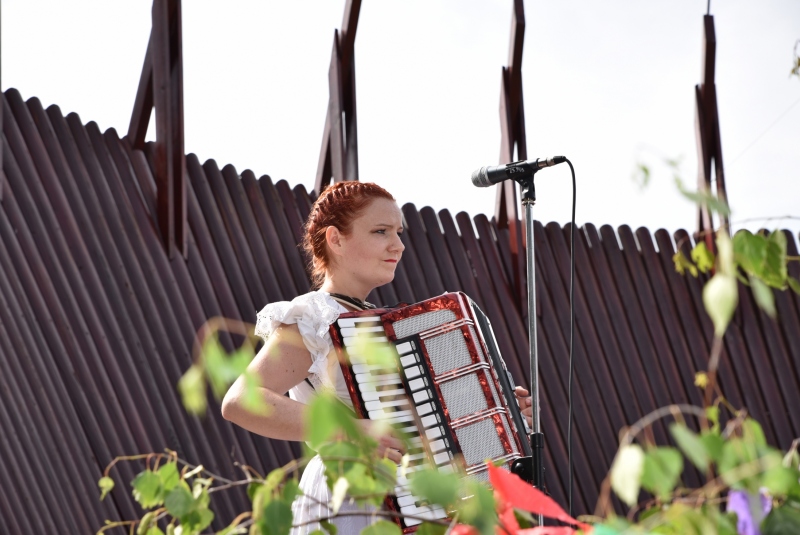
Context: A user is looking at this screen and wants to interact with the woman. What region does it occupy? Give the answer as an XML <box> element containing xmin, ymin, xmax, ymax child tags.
<box><xmin>222</xmin><ymin>181</ymin><xmax>533</xmax><ymax>533</ymax></box>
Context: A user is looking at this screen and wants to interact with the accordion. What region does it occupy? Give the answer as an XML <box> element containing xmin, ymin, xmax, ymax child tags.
<box><xmin>328</xmin><ymin>292</ymin><xmax>532</xmax><ymax>531</ymax></box>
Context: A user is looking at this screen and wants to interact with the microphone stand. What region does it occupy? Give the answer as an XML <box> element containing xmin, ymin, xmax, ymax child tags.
<box><xmin>510</xmin><ymin>172</ymin><xmax>546</xmax><ymax>526</ymax></box>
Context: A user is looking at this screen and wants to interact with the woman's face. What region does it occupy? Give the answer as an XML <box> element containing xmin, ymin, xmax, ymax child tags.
<box><xmin>329</xmin><ymin>198</ymin><xmax>405</xmax><ymax>292</ymax></box>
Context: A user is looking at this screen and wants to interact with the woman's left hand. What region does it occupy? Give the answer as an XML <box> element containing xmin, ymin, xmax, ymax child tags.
<box><xmin>514</xmin><ymin>386</ymin><xmax>533</xmax><ymax>428</ymax></box>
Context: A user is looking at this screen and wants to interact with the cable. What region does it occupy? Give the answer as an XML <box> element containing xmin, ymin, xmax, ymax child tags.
<box><xmin>565</xmin><ymin>158</ymin><xmax>576</xmax><ymax>517</ymax></box>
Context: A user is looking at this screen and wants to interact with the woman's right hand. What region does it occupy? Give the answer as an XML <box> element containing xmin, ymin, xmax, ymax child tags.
<box><xmin>357</xmin><ymin>420</ymin><xmax>406</xmax><ymax>463</ymax></box>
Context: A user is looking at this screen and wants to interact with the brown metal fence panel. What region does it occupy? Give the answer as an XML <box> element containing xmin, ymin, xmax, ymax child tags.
<box><xmin>3</xmin><ymin>88</ymin><xmax>800</xmax><ymax>526</ymax></box>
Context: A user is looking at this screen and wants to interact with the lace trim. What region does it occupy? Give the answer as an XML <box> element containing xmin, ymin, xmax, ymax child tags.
<box><xmin>254</xmin><ymin>291</ymin><xmax>342</xmax><ymax>390</ymax></box>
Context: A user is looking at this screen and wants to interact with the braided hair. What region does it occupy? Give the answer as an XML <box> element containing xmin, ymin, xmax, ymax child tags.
<box><xmin>303</xmin><ymin>181</ymin><xmax>395</xmax><ymax>288</ymax></box>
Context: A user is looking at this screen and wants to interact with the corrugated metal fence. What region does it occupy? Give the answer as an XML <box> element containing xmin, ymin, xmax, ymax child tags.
<box><xmin>2</xmin><ymin>88</ymin><xmax>799</xmax><ymax>532</ymax></box>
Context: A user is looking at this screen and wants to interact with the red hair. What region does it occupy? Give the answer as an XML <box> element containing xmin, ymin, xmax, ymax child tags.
<box><xmin>303</xmin><ymin>181</ymin><xmax>396</xmax><ymax>288</ymax></box>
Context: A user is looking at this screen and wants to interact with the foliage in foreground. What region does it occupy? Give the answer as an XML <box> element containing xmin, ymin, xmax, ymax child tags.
<box><xmin>97</xmin><ymin>188</ymin><xmax>800</xmax><ymax>534</ymax></box>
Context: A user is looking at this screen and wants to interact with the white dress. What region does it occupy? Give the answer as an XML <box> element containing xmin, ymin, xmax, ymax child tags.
<box><xmin>255</xmin><ymin>291</ymin><xmax>378</xmax><ymax>534</ymax></box>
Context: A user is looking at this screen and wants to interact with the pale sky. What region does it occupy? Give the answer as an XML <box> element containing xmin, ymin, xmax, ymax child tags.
<box><xmin>2</xmin><ymin>0</ymin><xmax>799</xmax><ymax>238</ymax></box>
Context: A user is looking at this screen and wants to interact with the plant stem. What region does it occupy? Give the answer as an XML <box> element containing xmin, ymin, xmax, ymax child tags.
<box><xmin>704</xmin><ymin>336</ymin><xmax>723</xmax><ymax>409</ymax></box>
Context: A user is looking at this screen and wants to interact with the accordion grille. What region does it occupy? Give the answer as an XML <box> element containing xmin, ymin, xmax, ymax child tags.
<box><xmin>455</xmin><ymin>419</ymin><xmax>507</xmax><ymax>466</ymax></box>
<box><xmin>392</xmin><ymin>309</ymin><xmax>457</xmax><ymax>338</ymax></box>
<box><xmin>439</xmin><ymin>375</ymin><xmax>487</xmax><ymax>420</ymax></box>
<box><xmin>424</xmin><ymin>329</ymin><xmax>473</xmax><ymax>375</ymax></box>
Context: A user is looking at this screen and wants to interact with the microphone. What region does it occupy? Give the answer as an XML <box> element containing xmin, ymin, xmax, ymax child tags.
<box><xmin>471</xmin><ymin>157</ymin><xmax>566</xmax><ymax>187</ymax></box>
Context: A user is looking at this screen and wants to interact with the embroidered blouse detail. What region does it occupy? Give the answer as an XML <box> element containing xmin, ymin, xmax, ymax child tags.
<box><xmin>254</xmin><ymin>291</ymin><xmax>342</xmax><ymax>391</ymax></box>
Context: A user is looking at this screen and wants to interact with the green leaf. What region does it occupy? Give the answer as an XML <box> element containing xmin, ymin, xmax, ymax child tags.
<box><xmin>762</xmin><ymin>464</ymin><xmax>800</xmax><ymax>496</ymax></box>
<box><xmin>260</xmin><ymin>499</ymin><xmax>293</xmax><ymax>535</ymax></box>
<box><xmin>178</xmin><ymin>364</ymin><xmax>207</xmax><ymax>416</ymax></box>
<box><xmin>202</xmin><ymin>335</ymin><xmax>232</xmax><ymax>400</ymax></box>
<box><xmin>360</xmin><ymin>520</ymin><xmax>402</xmax><ymax>535</ymax></box>
<box><xmin>640</xmin><ymin>447</ymin><xmax>683</xmax><ymax>500</ymax></box>
<box><xmin>673</xmin><ymin>251</ymin><xmax>698</xmax><ymax>277</ymax></box>
<box><xmin>282</xmin><ymin>479</ymin><xmax>301</xmax><ymax>503</ymax></box>
<box><xmin>319</xmin><ymin>441</ymin><xmax>362</xmax><ymax>479</ymax></box>
<box><xmin>144</xmin><ymin>527</ymin><xmax>165</xmax><ymax>535</ymax></box>
<box><xmin>691</xmin><ymin>242</ymin><xmax>715</xmax><ymax>273</ymax></box>
<box><xmin>703</xmin><ymin>273</ymin><xmax>738</xmax><ymax>337</ymax></box>
<box><xmin>409</xmin><ymin>468</ymin><xmax>460</xmax><ymax>508</ymax></box>
<box><xmin>306</xmin><ymin>393</ymin><xmax>363</xmax><ymax>449</ymax></box>
<box><xmin>138</xmin><ymin>511</ymin><xmax>157</xmax><ymax>535</ymax></box>
<box><xmin>181</xmin><ymin>508</ymin><xmax>214</xmax><ymax>533</ymax></box>
<box><xmin>706</xmin><ymin>406</ymin><xmax>720</xmax><ymax>427</ymax></box>
<box><xmin>700</xmin><ymin>431</ymin><xmax>725</xmax><ymax>463</ymax></box>
<box><xmin>455</xmin><ymin>480</ymin><xmax>496</xmax><ymax>535</ymax></box>
<box><xmin>675</xmin><ymin>178</ymin><xmax>731</xmax><ymax>216</ymax></box>
<box><xmin>164</xmin><ymin>486</ymin><xmax>195</xmax><ymax>518</ymax></box>
<box><xmin>751</xmin><ymin>275</ymin><xmax>777</xmax><ymax>318</ymax></box>
<box><xmin>734</xmin><ymin>230</ymin><xmax>788</xmax><ymax>289</ymax></box>
<box><xmin>158</xmin><ymin>462</ymin><xmax>180</xmax><ymax>493</ymax></box>
<box><xmin>98</xmin><ymin>476</ymin><xmax>115</xmax><ymax>500</ymax></box>
<box><xmin>416</xmin><ymin>523</ymin><xmax>448</xmax><ymax>535</ymax></box>
<box><xmin>764</xmin><ymin>231</ymin><xmax>789</xmax><ymax>288</ymax></box>
<box><xmin>670</xmin><ymin>424</ymin><xmax>710</xmax><ymax>472</ymax></box>
<box><xmin>132</xmin><ymin>470</ymin><xmax>163</xmax><ymax>508</ymax></box>
<box><xmin>610</xmin><ymin>443</ymin><xmax>644</xmax><ymax>506</ymax></box>
<box><xmin>319</xmin><ymin>520</ymin><xmax>338</xmax><ymax>535</ymax></box>
<box><xmin>787</xmin><ymin>277</ymin><xmax>800</xmax><ymax>296</ymax></box>
<box><xmin>761</xmin><ymin>504</ymin><xmax>800</xmax><ymax>534</ymax></box>
<box><xmin>743</xmin><ymin>418</ymin><xmax>767</xmax><ymax>447</ymax></box>
<box><xmin>719</xmin><ymin>438</ymin><xmax>760</xmax><ymax>491</ymax></box>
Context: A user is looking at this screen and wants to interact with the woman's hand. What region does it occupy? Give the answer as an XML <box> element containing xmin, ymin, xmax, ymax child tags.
<box><xmin>514</xmin><ymin>386</ymin><xmax>533</xmax><ymax>428</ymax></box>
<box><xmin>357</xmin><ymin>420</ymin><xmax>406</xmax><ymax>463</ymax></box>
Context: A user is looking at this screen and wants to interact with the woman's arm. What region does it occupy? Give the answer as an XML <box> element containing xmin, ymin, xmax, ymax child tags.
<box><xmin>221</xmin><ymin>323</ymin><xmax>312</xmax><ymax>441</ymax></box>
<box><xmin>222</xmin><ymin>322</ymin><xmax>407</xmax><ymax>460</ymax></box>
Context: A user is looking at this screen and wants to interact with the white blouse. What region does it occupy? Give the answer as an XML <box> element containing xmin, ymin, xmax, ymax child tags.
<box><xmin>254</xmin><ymin>290</ymin><xmax>354</xmax><ymax>409</ymax></box>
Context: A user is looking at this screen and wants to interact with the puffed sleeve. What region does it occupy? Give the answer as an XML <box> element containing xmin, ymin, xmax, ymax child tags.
<box><xmin>254</xmin><ymin>291</ymin><xmax>341</xmax><ymax>390</ymax></box>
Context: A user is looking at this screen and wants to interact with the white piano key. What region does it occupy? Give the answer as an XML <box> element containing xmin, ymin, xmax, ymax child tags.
<box><xmin>364</xmin><ymin>398</ymin><xmax>409</xmax><ymax>412</ymax></box>
<box><xmin>415</xmin><ymin>402</ymin><xmax>433</xmax><ymax>416</ymax></box>
<box><xmin>433</xmin><ymin>452</ymin><xmax>452</xmax><ymax>465</ymax></box>
<box><xmin>397</xmin><ymin>494</ymin><xmax>418</xmax><ymax>507</ymax></box>
<box><xmin>425</xmin><ymin>426</ymin><xmax>443</xmax><ymax>440</ymax></box>
<box><xmin>406</xmin><ymin>451</ymin><xmax>427</xmax><ymax>462</ymax></box>
<box><xmin>384</xmin><ymin>414</ymin><xmax>414</xmax><ymax>425</ymax></box>
<box><xmin>352</xmin><ymin>363</ymin><xmax>395</xmax><ymax>374</ymax></box>
<box><xmin>395</xmin><ymin>341</ymin><xmax>414</xmax><ymax>355</ymax></box>
<box><xmin>407</xmin><ymin>378</ymin><xmax>427</xmax><ymax>392</ymax></box>
<box><xmin>340</xmin><ymin>325</ymin><xmax>386</xmax><ymax>337</ymax></box>
<box><xmin>357</xmin><ymin>379</ymin><xmax>404</xmax><ymax>392</ymax></box>
<box><xmin>400</xmin><ymin>504</ymin><xmax>447</xmax><ymax>521</ymax></box>
<box><xmin>368</xmin><ymin>409</ymin><xmax>412</xmax><ymax>420</ymax></box>
<box><xmin>404</xmin><ymin>365</ymin><xmax>422</xmax><ymax>379</ymax></box>
<box><xmin>342</xmin><ymin>335</ymin><xmax>389</xmax><ymax>348</ymax></box>
<box><xmin>429</xmin><ymin>439</ymin><xmax>446</xmax><ymax>453</ymax></box>
<box><xmin>360</xmin><ymin>388</ymin><xmax>405</xmax><ymax>401</ymax></box>
<box><xmin>337</xmin><ymin>316</ymin><xmax>381</xmax><ymax>328</ymax></box>
<box><xmin>399</xmin><ymin>424</ymin><xmax>420</xmax><ymax>435</ymax></box>
<box><xmin>399</xmin><ymin>354</ymin><xmax>418</xmax><ymax>367</ymax></box>
<box><xmin>412</xmin><ymin>390</ymin><xmax>431</xmax><ymax>403</ymax></box>
<box><xmin>420</xmin><ymin>414</ymin><xmax>439</xmax><ymax>428</ymax></box>
<box><xmin>355</xmin><ymin>372</ymin><xmax>400</xmax><ymax>383</ymax></box>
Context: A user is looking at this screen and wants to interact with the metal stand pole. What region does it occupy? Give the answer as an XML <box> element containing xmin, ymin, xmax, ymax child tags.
<box><xmin>510</xmin><ymin>174</ymin><xmax>546</xmax><ymax>526</ymax></box>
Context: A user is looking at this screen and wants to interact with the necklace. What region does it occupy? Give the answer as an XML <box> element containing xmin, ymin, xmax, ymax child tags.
<box><xmin>328</xmin><ymin>292</ymin><xmax>377</xmax><ymax>310</ymax></box>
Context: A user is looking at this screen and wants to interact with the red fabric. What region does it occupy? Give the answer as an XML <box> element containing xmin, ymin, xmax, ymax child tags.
<box><xmin>487</xmin><ymin>463</ymin><xmax>591</xmax><ymax>533</ymax></box>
